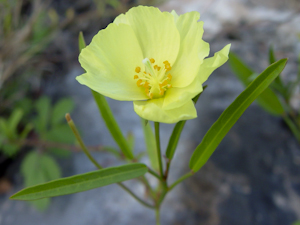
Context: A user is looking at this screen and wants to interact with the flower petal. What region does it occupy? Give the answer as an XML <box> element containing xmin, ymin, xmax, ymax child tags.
<box><xmin>171</xmin><ymin>11</ymin><xmax>204</xmax><ymax>88</ymax></box>
<box><xmin>163</xmin><ymin>81</ymin><xmax>203</xmax><ymax>110</ymax></box>
<box><xmin>133</xmin><ymin>99</ymin><xmax>197</xmax><ymax>123</ymax></box>
<box><xmin>198</xmin><ymin>44</ymin><xmax>231</xmax><ymax>84</ymax></box>
<box><xmin>121</xmin><ymin>6</ymin><xmax>180</xmax><ymax>65</ymax></box>
<box><xmin>77</xmin><ymin>23</ymin><xmax>147</xmax><ymax>101</ymax></box>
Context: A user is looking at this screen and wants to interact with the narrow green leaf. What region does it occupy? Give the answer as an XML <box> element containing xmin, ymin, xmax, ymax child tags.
<box><xmin>165</xmin><ymin>121</ymin><xmax>186</xmax><ymax>160</ymax></box>
<box><xmin>51</xmin><ymin>98</ymin><xmax>74</xmax><ymax>126</ymax></box>
<box><xmin>11</xmin><ymin>163</ymin><xmax>147</xmax><ymax>200</ymax></box>
<box><xmin>228</xmin><ymin>52</ymin><xmax>285</xmax><ymax>115</ymax></box>
<box><xmin>269</xmin><ymin>46</ymin><xmax>276</xmax><ymax>64</ymax></box>
<box><xmin>165</xmin><ymin>86</ymin><xmax>207</xmax><ymax>160</ymax></box>
<box><xmin>141</xmin><ymin>119</ymin><xmax>159</xmax><ymax>171</ymax></box>
<box><xmin>8</xmin><ymin>108</ymin><xmax>23</xmax><ymax>137</ymax></box>
<box><xmin>189</xmin><ymin>59</ymin><xmax>288</xmax><ymax>172</ymax></box>
<box><xmin>92</xmin><ymin>91</ymin><xmax>134</xmax><ymax>159</ymax></box>
<box><xmin>78</xmin><ymin>31</ymin><xmax>86</xmax><ymax>53</ymax></box>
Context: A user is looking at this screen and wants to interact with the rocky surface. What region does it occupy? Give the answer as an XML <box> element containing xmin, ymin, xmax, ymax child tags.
<box><xmin>1</xmin><ymin>0</ymin><xmax>300</xmax><ymax>224</ymax></box>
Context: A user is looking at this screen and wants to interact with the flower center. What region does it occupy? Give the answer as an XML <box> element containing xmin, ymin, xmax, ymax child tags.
<box><xmin>134</xmin><ymin>58</ymin><xmax>172</xmax><ymax>99</ymax></box>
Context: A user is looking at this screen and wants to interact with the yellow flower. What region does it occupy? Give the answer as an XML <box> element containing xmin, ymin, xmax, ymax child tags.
<box><xmin>77</xmin><ymin>6</ymin><xmax>230</xmax><ymax>123</ymax></box>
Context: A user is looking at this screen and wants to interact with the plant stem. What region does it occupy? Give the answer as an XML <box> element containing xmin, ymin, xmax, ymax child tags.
<box><xmin>169</xmin><ymin>171</ymin><xmax>194</xmax><ymax>191</ymax></box>
<box><xmin>118</xmin><ymin>183</ymin><xmax>155</xmax><ymax>209</ymax></box>
<box><xmin>155</xmin><ymin>206</ymin><xmax>161</xmax><ymax>225</ymax></box>
<box><xmin>154</xmin><ymin>122</ymin><xmax>164</xmax><ymax>177</ymax></box>
<box><xmin>66</xmin><ymin>114</ymin><xmax>155</xmax><ymax>209</ymax></box>
<box><xmin>66</xmin><ymin>113</ymin><xmax>103</xmax><ymax>170</ymax></box>
<box><xmin>148</xmin><ymin>167</ymin><xmax>163</xmax><ymax>181</ymax></box>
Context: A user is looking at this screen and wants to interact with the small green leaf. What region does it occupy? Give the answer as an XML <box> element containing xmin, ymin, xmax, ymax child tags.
<box><xmin>141</xmin><ymin>119</ymin><xmax>159</xmax><ymax>171</ymax></box>
<box><xmin>35</xmin><ymin>97</ymin><xmax>51</xmax><ymax>133</ymax></box>
<box><xmin>20</xmin><ymin>123</ymin><xmax>33</xmax><ymax>139</ymax></box>
<box><xmin>269</xmin><ymin>46</ymin><xmax>276</xmax><ymax>64</ymax></box>
<box><xmin>51</xmin><ymin>98</ymin><xmax>74</xmax><ymax>126</ymax></box>
<box><xmin>78</xmin><ymin>31</ymin><xmax>86</xmax><ymax>53</ymax></box>
<box><xmin>0</xmin><ymin>118</ymin><xmax>9</xmax><ymax>136</ymax></box>
<box><xmin>228</xmin><ymin>52</ymin><xmax>285</xmax><ymax>115</ymax></box>
<box><xmin>11</xmin><ymin>163</ymin><xmax>148</xmax><ymax>200</ymax></box>
<box><xmin>8</xmin><ymin>109</ymin><xmax>23</xmax><ymax>135</ymax></box>
<box><xmin>20</xmin><ymin>152</ymin><xmax>60</xmax><ymax>210</ymax></box>
<box><xmin>2</xmin><ymin>143</ymin><xmax>19</xmax><ymax>157</ymax></box>
<box><xmin>189</xmin><ymin>58</ymin><xmax>288</xmax><ymax>172</ymax></box>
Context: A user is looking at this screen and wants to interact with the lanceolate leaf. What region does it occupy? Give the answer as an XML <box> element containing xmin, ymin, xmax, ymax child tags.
<box><xmin>228</xmin><ymin>52</ymin><xmax>285</xmax><ymax>115</ymax></box>
<box><xmin>189</xmin><ymin>58</ymin><xmax>287</xmax><ymax>172</ymax></box>
<box><xmin>11</xmin><ymin>163</ymin><xmax>147</xmax><ymax>200</ymax></box>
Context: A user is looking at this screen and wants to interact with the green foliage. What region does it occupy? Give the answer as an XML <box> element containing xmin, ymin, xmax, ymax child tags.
<box><xmin>141</xmin><ymin>119</ymin><xmax>159</xmax><ymax>171</ymax></box>
<box><xmin>229</xmin><ymin>49</ymin><xmax>300</xmax><ymax>142</ymax></box>
<box><xmin>21</xmin><ymin>151</ymin><xmax>61</xmax><ymax>210</ymax></box>
<box><xmin>228</xmin><ymin>52</ymin><xmax>285</xmax><ymax>115</ymax></box>
<box><xmin>11</xmin><ymin>163</ymin><xmax>147</xmax><ymax>200</ymax></box>
<box><xmin>293</xmin><ymin>221</ymin><xmax>300</xmax><ymax>225</ymax></box>
<box><xmin>0</xmin><ymin>108</ymin><xmax>32</xmax><ymax>156</ymax></box>
<box><xmin>33</xmin><ymin>96</ymin><xmax>75</xmax><ymax>157</ymax></box>
<box><xmin>190</xmin><ymin>59</ymin><xmax>287</xmax><ymax>172</ymax></box>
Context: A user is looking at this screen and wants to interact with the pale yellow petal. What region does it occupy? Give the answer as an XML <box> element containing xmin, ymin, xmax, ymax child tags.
<box><xmin>197</xmin><ymin>21</ymin><xmax>210</xmax><ymax>60</ymax></box>
<box><xmin>122</xmin><ymin>6</ymin><xmax>180</xmax><ymax>65</ymax></box>
<box><xmin>133</xmin><ymin>98</ymin><xmax>197</xmax><ymax>123</ymax></box>
<box><xmin>163</xmin><ymin>81</ymin><xmax>203</xmax><ymax>110</ymax></box>
<box><xmin>198</xmin><ymin>44</ymin><xmax>231</xmax><ymax>84</ymax></box>
<box><xmin>113</xmin><ymin>13</ymin><xmax>128</xmax><ymax>25</ymax></box>
<box><xmin>77</xmin><ymin>23</ymin><xmax>147</xmax><ymax>101</ymax></box>
<box><xmin>171</xmin><ymin>11</ymin><xmax>204</xmax><ymax>88</ymax></box>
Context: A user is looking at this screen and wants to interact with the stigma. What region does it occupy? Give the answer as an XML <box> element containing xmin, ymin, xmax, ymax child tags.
<box><xmin>133</xmin><ymin>58</ymin><xmax>173</xmax><ymax>99</ymax></box>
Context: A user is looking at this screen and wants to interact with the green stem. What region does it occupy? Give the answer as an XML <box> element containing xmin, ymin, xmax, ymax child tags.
<box><xmin>154</xmin><ymin>122</ymin><xmax>164</xmax><ymax>177</ymax></box>
<box><xmin>66</xmin><ymin>113</ymin><xmax>155</xmax><ymax>209</ymax></box>
<box><xmin>118</xmin><ymin>183</ymin><xmax>155</xmax><ymax>209</ymax></box>
<box><xmin>148</xmin><ymin>167</ymin><xmax>163</xmax><ymax>181</ymax></box>
<box><xmin>155</xmin><ymin>207</ymin><xmax>161</xmax><ymax>225</ymax></box>
<box><xmin>66</xmin><ymin>114</ymin><xmax>103</xmax><ymax>170</ymax></box>
<box><xmin>169</xmin><ymin>171</ymin><xmax>194</xmax><ymax>191</ymax></box>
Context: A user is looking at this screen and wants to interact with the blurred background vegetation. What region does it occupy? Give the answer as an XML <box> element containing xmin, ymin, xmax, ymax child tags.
<box><xmin>0</xmin><ymin>0</ymin><xmax>162</xmax><ymax>210</ymax></box>
<box><xmin>0</xmin><ymin>0</ymin><xmax>299</xmax><ymax>224</ymax></box>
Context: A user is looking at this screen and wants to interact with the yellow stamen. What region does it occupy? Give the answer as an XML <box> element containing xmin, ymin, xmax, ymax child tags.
<box><xmin>167</xmin><ymin>84</ymin><xmax>172</xmax><ymax>88</ymax></box>
<box><xmin>137</xmin><ymin>79</ymin><xmax>143</xmax><ymax>87</ymax></box>
<box><xmin>135</xmin><ymin>67</ymin><xmax>141</xmax><ymax>73</ymax></box>
<box><xmin>160</xmin><ymin>80</ymin><xmax>169</xmax><ymax>87</ymax></box>
<box><xmin>144</xmin><ymin>82</ymin><xmax>149</xmax><ymax>88</ymax></box>
<box><xmin>150</xmin><ymin>58</ymin><xmax>155</xmax><ymax>63</ymax></box>
<box><xmin>134</xmin><ymin>75</ymin><xmax>139</xmax><ymax>79</ymax></box>
<box><xmin>148</xmin><ymin>93</ymin><xmax>153</xmax><ymax>99</ymax></box>
<box><xmin>159</xmin><ymin>89</ymin><xmax>165</xmax><ymax>95</ymax></box>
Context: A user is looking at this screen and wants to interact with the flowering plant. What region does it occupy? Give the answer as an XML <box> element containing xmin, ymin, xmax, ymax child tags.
<box><xmin>10</xmin><ymin>6</ymin><xmax>287</xmax><ymax>225</ymax></box>
<box><xmin>77</xmin><ymin>6</ymin><xmax>230</xmax><ymax>123</ymax></box>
